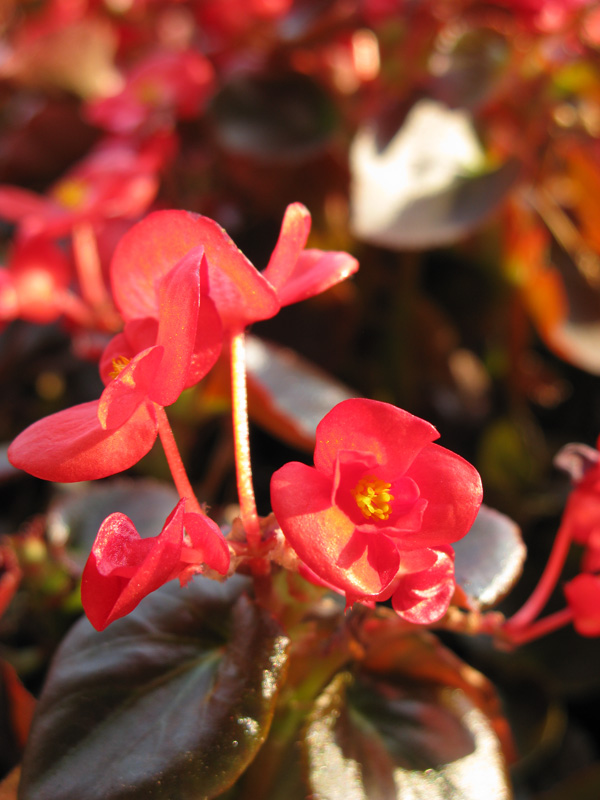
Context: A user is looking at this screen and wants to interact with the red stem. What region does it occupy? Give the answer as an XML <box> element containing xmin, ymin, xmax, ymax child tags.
<box><xmin>71</xmin><ymin>223</ymin><xmax>120</xmax><ymax>330</ymax></box>
<box><xmin>504</xmin><ymin>607</ymin><xmax>573</xmax><ymax>646</ymax></box>
<box><xmin>155</xmin><ymin>405</ymin><xmax>202</xmax><ymax>514</ymax></box>
<box><xmin>504</xmin><ymin>518</ymin><xmax>573</xmax><ymax>632</ymax></box>
<box><xmin>229</xmin><ymin>331</ymin><xmax>261</xmax><ymax>550</ymax></box>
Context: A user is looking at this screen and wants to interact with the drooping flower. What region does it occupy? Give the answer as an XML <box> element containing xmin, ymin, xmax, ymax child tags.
<box><xmin>270</xmin><ymin>398</ymin><xmax>482</xmax><ymax>623</ymax></box>
<box><xmin>81</xmin><ymin>498</ymin><xmax>230</xmax><ymax>631</ymax></box>
<box><xmin>109</xmin><ymin>203</ymin><xmax>359</xmax><ymax>334</ymax></box>
<box><xmin>8</xmin><ymin>246</ymin><xmax>221</xmax><ymax>482</ymax></box>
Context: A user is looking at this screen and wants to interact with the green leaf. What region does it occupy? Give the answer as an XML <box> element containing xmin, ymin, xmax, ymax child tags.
<box><xmin>453</xmin><ymin>504</ymin><xmax>526</xmax><ymax>610</ymax></box>
<box><xmin>19</xmin><ymin>576</ymin><xmax>290</xmax><ymax>800</ymax></box>
<box><xmin>304</xmin><ymin>668</ymin><xmax>512</xmax><ymax>800</ymax></box>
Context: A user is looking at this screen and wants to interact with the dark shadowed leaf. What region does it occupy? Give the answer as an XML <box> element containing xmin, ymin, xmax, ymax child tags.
<box><xmin>18</xmin><ymin>576</ymin><xmax>289</xmax><ymax>800</ymax></box>
<box><xmin>46</xmin><ymin>478</ymin><xmax>180</xmax><ymax>560</ymax></box>
<box><xmin>350</xmin><ymin>98</ymin><xmax>520</xmax><ymax>249</ymax></box>
<box><xmin>246</xmin><ymin>336</ymin><xmax>356</xmax><ymax>450</ymax></box>
<box><xmin>453</xmin><ymin>504</ymin><xmax>526</xmax><ymax>610</ymax></box>
<box><xmin>304</xmin><ymin>668</ymin><xmax>511</xmax><ymax>800</ymax></box>
<box><xmin>209</xmin><ymin>72</ymin><xmax>336</xmax><ymax>162</ymax></box>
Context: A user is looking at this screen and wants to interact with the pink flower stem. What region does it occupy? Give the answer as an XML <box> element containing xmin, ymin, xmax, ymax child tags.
<box><xmin>503</xmin><ymin>607</ymin><xmax>573</xmax><ymax>646</ymax></box>
<box><xmin>155</xmin><ymin>405</ymin><xmax>203</xmax><ymax>515</ymax></box>
<box><xmin>229</xmin><ymin>330</ymin><xmax>261</xmax><ymax>551</ymax></box>
<box><xmin>504</xmin><ymin>519</ymin><xmax>573</xmax><ymax>633</ymax></box>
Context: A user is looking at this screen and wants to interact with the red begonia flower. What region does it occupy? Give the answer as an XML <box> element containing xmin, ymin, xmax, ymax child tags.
<box><xmin>8</xmin><ymin>248</ymin><xmax>221</xmax><ymax>482</ymax></box>
<box><xmin>86</xmin><ymin>49</ymin><xmax>214</xmax><ymax>134</ymax></box>
<box><xmin>81</xmin><ymin>499</ymin><xmax>230</xmax><ymax>631</ymax></box>
<box><xmin>564</xmin><ymin>573</ymin><xmax>600</xmax><ymax>637</ymax></box>
<box><xmin>270</xmin><ymin>399</ymin><xmax>482</xmax><ymax>621</ymax></box>
<box><xmin>0</xmin><ymin>237</ymin><xmax>72</xmax><ymax>324</ymax></box>
<box><xmin>0</xmin><ymin>133</ymin><xmax>173</xmax><ymax>240</ymax></box>
<box><xmin>110</xmin><ymin>203</ymin><xmax>358</xmax><ymax>333</ymax></box>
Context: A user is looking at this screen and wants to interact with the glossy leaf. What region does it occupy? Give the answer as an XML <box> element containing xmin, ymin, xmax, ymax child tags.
<box><xmin>453</xmin><ymin>504</ymin><xmax>526</xmax><ymax>610</ymax></box>
<box><xmin>19</xmin><ymin>577</ymin><xmax>290</xmax><ymax>800</ymax></box>
<box><xmin>304</xmin><ymin>668</ymin><xmax>511</xmax><ymax>800</ymax></box>
<box><xmin>350</xmin><ymin>98</ymin><xmax>519</xmax><ymax>249</ymax></box>
<box><xmin>246</xmin><ymin>335</ymin><xmax>356</xmax><ymax>450</ymax></box>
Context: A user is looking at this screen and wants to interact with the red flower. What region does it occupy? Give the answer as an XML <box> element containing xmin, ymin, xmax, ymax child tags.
<box><xmin>110</xmin><ymin>203</ymin><xmax>358</xmax><ymax>334</ymax></box>
<box><xmin>564</xmin><ymin>573</ymin><xmax>600</xmax><ymax>637</ymax></box>
<box><xmin>0</xmin><ymin>134</ymin><xmax>172</xmax><ymax>240</ymax></box>
<box><xmin>8</xmin><ymin>247</ymin><xmax>221</xmax><ymax>481</ymax></box>
<box><xmin>86</xmin><ymin>49</ymin><xmax>214</xmax><ymax>134</ymax></box>
<box><xmin>270</xmin><ymin>398</ymin><xmax>482</xmax><ymax>623</ymax></box>
<box><xmin>0</xmin><ymin>237</ymin><xmax>72</xmax><ymax>325</ymax></box>
<box><xmin>81</xmin><ymin>499</ymin><xmax>230</xmax><ymax>631</ymax></box>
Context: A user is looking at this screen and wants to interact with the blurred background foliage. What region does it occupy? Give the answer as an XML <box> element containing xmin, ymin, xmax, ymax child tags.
<box><xmin>1</xmin><ymin>0</ymin><xmax>600</xmax><ymax>797</ymax></box>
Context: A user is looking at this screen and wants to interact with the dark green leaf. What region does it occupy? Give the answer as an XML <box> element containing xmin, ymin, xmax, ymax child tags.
<box><xmin>304</xmin><ymin>669</ymin><xmax>511</xmax><ymax>800</ymax></box>
<box><xmin>209</xmin><ymin>72</ymin><xmax>336</xmax><ymax>161</ymax></box>
<box><xmin>19</xmin><ymin>576</ymin><xmax>289</xmax><ymax>800</ymax></box>
<box><xmin>454</xmin><ymin>504</ymin><xmax>526</xmax><ymax>610</ymax></box>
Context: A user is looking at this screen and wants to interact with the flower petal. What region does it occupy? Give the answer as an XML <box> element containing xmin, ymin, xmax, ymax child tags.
<box><xmin>111</xmin><ymin>209</ymin><xmax>279</xmax><ymax>329</ymax></box>
<box><xmin>81</xmin><ymin>500</ymin><xmax>186</xmax><ymax>631</ymax></box>
<box><xmin>262</xmin><ymin>203</ymin><xmax>311</xmax><ymax>290</ymax></box>
<box><xmin>8</xmin><ymin>400</ymin><xmax>158</xmax><ymax>482</ymax></box>
<box><xmin>98</xmin><ymin>346</ymin><xmax>164</xmax><ymax>431</ymax></box>
<box><xmin>314</xmin><ymin>398</ymin><xmax>439</xmax><ymax>478</ymax></box>
<box><xmin>150</xmin><ymin>247</ymin><xmax>203</xmax><ymax>406</ymax></box>
<box><xmin>564</xmin><ymin>573</ymin><xmax>600</xmax><ymax>637</ymax></box>
<box><xmin>391</xmin><ymin>546</ymin><xmax>455</xmax><ymax>624</ymax></box>
<box><xmin>182</xmin><ymin>512</ymin><xmax>230</xmax><ymax>575</ymax></box>
<box><xmin>271</xmin><ymin>461</ymin><xmax>399</xmax><ymax>597</ymax></box>
<box><xmin>399</xmin><ymin>443</ymin><xmax>483</xmax><ymax>549</ymax></box>
<box><xmin>275</xmin><ymin>249</ymin><xmax>359</xmax><ymax>308</ymax></box>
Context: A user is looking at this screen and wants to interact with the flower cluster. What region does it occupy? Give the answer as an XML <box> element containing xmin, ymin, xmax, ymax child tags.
<box><xmin>9</xmin><ymin>203</ymin><xmax>362</xmax><ymax>630</ymax></box>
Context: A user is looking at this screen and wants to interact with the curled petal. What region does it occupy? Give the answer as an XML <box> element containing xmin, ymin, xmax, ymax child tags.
<box><xmin>81</xmin><ymin>500</ymin><xmax>186</xmax><ymax>631</ymax></box>
<box><xmin>182</xmin><ymin>512</ymin><xmax>230</xmax><ymax>575</ymax></box>
<box><xmin>275</xmin><ymin>249</ymin><xmax>359</xmax><ymax>308</ymax></box>
<box><xmin>8</xmin><ymin>400</ymin><xmax>158</xmax><ymax>482</ymax></box>
<box><xmin>262</xmin><ymin>203</ymin><xmax>311</xmax><ymax>291</ymax></box>
<box><xmin>390</xmin><ymin>546</ymin><xmax>455</xmax><ymax>624</ymax></box>
<box><xmin>151</xmin><ymin>247</ymin><xmax>203</xmax><ymax>406</ymax></box>
<box><xmin>98</xmin><ymin>346</ymin><xmax>163</xmax><ymax>431</ymax></box>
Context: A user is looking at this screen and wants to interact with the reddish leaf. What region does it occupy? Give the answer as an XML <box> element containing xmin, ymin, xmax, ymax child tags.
<box><xmin>18</xmin><ymin>577</ymin><xmax>289</xmax><ymax>800</ymax></box>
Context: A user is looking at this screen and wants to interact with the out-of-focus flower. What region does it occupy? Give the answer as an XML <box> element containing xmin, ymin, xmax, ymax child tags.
<box><xmin>85</xmin><ymin>49</ymin><xmax>214</xmax><ymax>134</ymax></box>
<box><xmin>81</xmin><ymin>498</ymin><xmax>230</xmax><ymax>631</ymax></box>
<box><xmin>0</xmin><ymin>133</ymin><xmax>174</xmax><ymax>240</ymax></box>
<box><xmin>270</xmin><ymin>398</ymin><xmax>482</xmax><ymax>623</ymax></box>
<box><xmin>564</xmin><ymin>572</ymin><xmax>600</xmax><ymax>636</ymax></box>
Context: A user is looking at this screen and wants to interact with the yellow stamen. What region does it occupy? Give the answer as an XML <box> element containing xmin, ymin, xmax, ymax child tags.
<box><xmin>52</xmin><ymin>178</ymin><xmax>88</xmax><ymax>210</ymax></box>
<box><xmin>352</xmin><ymin>475</ymin><xmax>394</xmax><ymax>521</ymax></box>
<box><xmin>109</xmin><ymin>355</ymin><xmax>131</xmax><ymax>380</ymax></box>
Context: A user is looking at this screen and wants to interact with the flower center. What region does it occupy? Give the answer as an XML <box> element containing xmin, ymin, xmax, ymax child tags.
<box><xmin>352</xmin><ymin>475</ymin><xmax>394</xmax><ymax>521</ymax></box>
<box><xmin>52</xmin><ymin>178</ymin><xmax>88</xmax><ymax>209</ymax></box>
<box><xmin>109</xmin><ymin>355</ymin><xmax>131</xmax><ymax>380</ymax></box>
